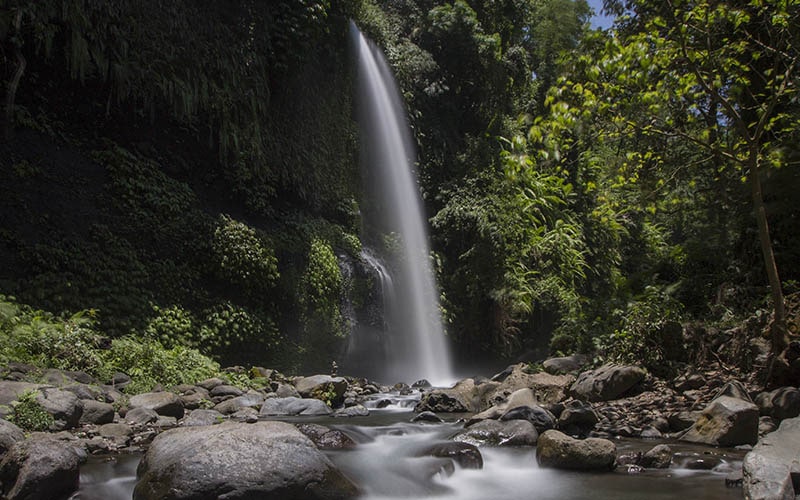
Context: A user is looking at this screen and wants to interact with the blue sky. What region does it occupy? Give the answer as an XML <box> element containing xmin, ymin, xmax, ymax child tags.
<box><xmin>587</xmin><ymin>0</ymin><xmax>615</xmax><ymax>29</ymax></box>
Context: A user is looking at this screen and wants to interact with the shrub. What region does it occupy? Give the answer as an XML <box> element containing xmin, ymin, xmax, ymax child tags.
<box><xmin>212</xmin><ymin>214</ymin><xmax>279</xmax><ymax>294</ymax></box>
<box><xmin>10</xmin><ymin>390</ymin><xmax>54</xmax><ymax>432</ymax></box>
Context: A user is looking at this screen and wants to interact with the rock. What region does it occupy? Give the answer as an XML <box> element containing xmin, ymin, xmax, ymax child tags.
<box><xmin>181</xmin><ymin>409</ymin><xmax>225</xmax><ymax>426</ymax></box>
<box><xmin>536</xmin><ymin>430</ymin><xmax>616</xmax><ymax>470</ymax></box>
<box><xmin>673</xmin><ymin>373</ymin><xmax>706</xmax><ymax>392</ymax></box>
<box><xmin>274</xmin><ymin>383</ymin><xmax>301</xmax><ymax>399</ymax></box>
<box><xmin>36</xmin><ymin>388</ymin><xmax>84</xmax><ymax>430</ymax></box>
<box><xmin>79</xmin><ymin>399</ymin><xmax>115</xmax><ymax>425</ymax></box>
<box><xmin>758</xmin><ymin>416</ymin><xmax>777</xmax><ymax>436</ymax></box>
<box><xmin>679</xmin><ymin>396</ymin><xmax>758</xmax><ymax>446</ymax></box>
<box><xmin>213</xmin><ymin>392</ymin><xmax>265</xmax><ymax>415</ymax></box>
<box><xmin>466</xmin><ymin>388</ymin><xmax>538</xmax><ymax>426</ymax></box>
<box><xmin>230</xmin><ymin>407</ymin><xmax>259</xmax><ymax>423</ymax></box>
<box><xmin>62</xmin><ymin>383</ymin><xmax>102</xmax><ymax>401</ymax></box>
<box><xmin>0</xmin><ymin>420</ymin><xmax>24</xmax><ymax>455</ymax></box>
<box><xmin>570</xmin><ymin>364</ymin><xmax>646</xmax><ymax>402</ymax></box>
<box><xmin>412</xmin><ymin>379</ymin><xmax>432</xmax><ymax>389</ymax></box>
<box><xmin>452</xmin><ymin>419</ymin><xmax>538</xmax><ymax>447</ymax></box>
<box><xmin>209</xmin><ymin>384</ymin><xmax>244</xmax><ymax>398</ymax></box>
<box><xmin>0</xmin><ymin>382</ymin><xmax>45</xmax><ymax>407</ymax></box>
<box><xmin>259</xmin><ymin>397</ymin><xmax>333</xmax><ymax>416</ymax></box>
<box><xmin>542</xmin><ymin>354</ymin><xmax>588</xmax><ymax>375</ymax></box>
<box><xmin>125</xmin><ymin>407</ymin><xmax>159</xmax><ymax>425</ymax></box>
<box><xmin>411</xmin><ymin>411</ymin><xmax>444</xmax><ymax>423</ymax></box>
<box><xmin>0</xmin><ymin>434</ymin><xmax>86</xmax><ymax>500</ymax></box>
<box><xmin>415</xmin><ymin>379</ymin><xmax>482</xmax><ymax>413</ymax></box>
<box><xmin>196</xmin><ymin>377</ymin><xmax>226</xmax><ymax>391</ymax></box>
<box><xmin>109</xmin><ymin>372</ymin><xmax>132</xmax><ymax>389</ymax></box>
<box><xmin>133</xmin><ymin>421</ymin><xmax>358</xmax><ymax>500</ymax></box>
<box><xmin>761</xmin><ymin>387</ymin><xmax>800</xmax><ymax>421</ymax></box>
<box><xmin>641</xmin><ymin>444</ymin><xmax>672</xmax><ymax>468</ymax></box>
<box><xmin>713</xmin><ymin>380</ymin><xmax>753</xmax><ymax>403</ymax></box>
<box><xmin>419</xmin><ymin>442</ymin><xmax>483</xmax><ymax>469</ymax></box>
<box><xmin>487</xmin><ymin>365</ymin><xmax>574</xmax><ymax>406</ymax></box>
<box><xmin>129</xmin><ymin>392</ymin><xmax>184</xmax><ymax>419</ymax></box>
<box><xmin>335</xmin><ymin>404</ymin><xmax>369</xmax><ymax>417</ymax></box>
<box><xmin>558</xmin><ymin>400</ymin><xmax>599</xmax><ymax>437</ymax></box>
<box><xmin>743</xmin><ymin>417</ymin><xmax>800</xmax><ymax>500</ymax></box>
<box><xmin>295</xmin><ymin>424</ymin><xmax>357</xmax><ymax>451</ymax></box>
<box><xmin>98</xmin><ymin>423</ymin><xmax>134</xmax><ymax>441</ymax></box>
<box><xmin>500</xmin><ymin>405</ymin><xmax>556</xmax><ymax>433</ymax></box>
<box><xmin>668</xmin><ymin>411</ymin><xmax>700</xmax><ymax>432</ymax></box>
<box><xmin>294</xmin><ymin>375</ymin><xmax>348</xmax><ymax>406</ymax></box>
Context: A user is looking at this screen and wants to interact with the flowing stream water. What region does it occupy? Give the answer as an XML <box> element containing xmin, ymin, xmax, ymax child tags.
<box><xmin>349</xmin><ymin>22</ymin><xmax>454</xmax><ymax>386</ymax></box>
<box><xmin>74</xmin><ymin>390</ymin><xmax>745</xmax><ymax>500</ymax></box>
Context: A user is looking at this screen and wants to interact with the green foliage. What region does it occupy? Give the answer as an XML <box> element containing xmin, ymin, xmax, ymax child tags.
<box><xmin>192</xmin><ymin>302</ymin><xmax>281</xmax><ymax>368</ymax></box>
<box><xmin>212</xmin><ymin>214</ymin><xmax>279</xmax><ymax>294</ymax></box>
<box><xmin>9</xmin><ymin>390</ymin><xmax>53</xmax><ymax>432</ymax></box>
<box><xmin>99</xmin><ymin>337</ymin><xmax>220</xmax><ymax>394</ymax></box>
<box><xmin>144</xmin><ymin>304</ymin><xmax>196</xmax><ymax>349</ymax></box>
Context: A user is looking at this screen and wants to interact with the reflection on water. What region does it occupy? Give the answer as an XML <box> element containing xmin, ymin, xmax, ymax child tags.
<box><xmin>74</xmin><ymin>407</ymin><xmax>744</xmax><ymax>500</ymax></box>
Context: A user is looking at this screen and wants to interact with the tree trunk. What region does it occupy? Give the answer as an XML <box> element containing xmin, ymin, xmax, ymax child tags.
<box><xmin>749</xmin><ymin>150</ymin><xmax>789</xmax><ymax>385</ymax></box>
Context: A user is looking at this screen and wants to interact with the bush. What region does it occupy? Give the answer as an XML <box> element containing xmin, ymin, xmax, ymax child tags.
<box><xmin>195</xmin><ymin>302</ymin><xmax>280</xmax><ymax>367</ymax></box>
<box><xmin>10</xmin><ymin>390</ymin><xmax>54</xmax><ymax>432</ymax></box>
<box><xmin>213</xmin><ymin>214</ymin><xmax>279</xmax><ymax>294</ymax></box>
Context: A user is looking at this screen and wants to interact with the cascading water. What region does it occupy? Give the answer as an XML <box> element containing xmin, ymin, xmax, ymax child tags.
<box><xmin>350</xmin><ymin>22</ymin><xmax>454</xmax><ymax>386</ymax></box>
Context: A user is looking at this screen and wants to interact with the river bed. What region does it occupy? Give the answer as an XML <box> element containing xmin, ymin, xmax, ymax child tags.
<box><xmin>72</xmin><ymin>393</ymin><xmax>744</xmax><ymax>499</ymax></box>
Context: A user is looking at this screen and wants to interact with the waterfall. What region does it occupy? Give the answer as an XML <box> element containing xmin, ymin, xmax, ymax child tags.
<box><xmin>349</xmin><ymin>22</ymin><xmax>454</xmax><ymax>386</ymax></box>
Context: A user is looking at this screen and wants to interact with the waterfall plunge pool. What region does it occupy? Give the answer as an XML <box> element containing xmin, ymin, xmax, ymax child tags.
<box><xmin>73</xmin><ymin>399</ymin><xmax>744</xmax><ymax>500</ymax></box>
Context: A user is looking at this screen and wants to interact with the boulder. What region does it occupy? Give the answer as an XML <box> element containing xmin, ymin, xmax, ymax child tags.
<box><xmin>713</xmin><ymin>380</ymin><xmax>753</xmax><ymax>403</ymax></box>
<box><xmin>209</xmin><ymin>384</ymin><xmax>244</xmax><ymax>398</ymax></box>
<box><xmin>295</xmin><ymin>424</ymin><xmax>357</xmax><ymax>451</ymax></box>
<box><xmin>181</xmin><ymin>409</ymin><xmax>225</xmax><ymax>427</ymax></box>
<box><xmin>542</xmin><ymin>354</ymin><xmax>588</xmax><ymax>375</ymax></box>
<box><xmin>679</xmin><ymin>396</ymin><xmax>758</xmax><ymax>446</ymax></box>
<box><xmin>213</xmin><ymin>392</ymin><xmax>265</xmax><ymax>415</ymax></box>
<box><xmin>743</xmin><ymin>417</ymin><xmax>800</xmax><ymax>500</ymax></box>
<box><xmin>558</xmin><ymin>399</ymin><xmax>599</xmax><ymax>437</ymax></box>
<box><xmin>36</xmin><ymin>388</ymin><xmax>84</xmax><ymax>430</ymax></box>
<box><xmin>487</xmin><ymin>365</ymin><xmax>574</xmax><ymax>406</ymax></box>
<box><xmin>259</xmin><ymin>397</ymin><xmax>333</xmax><ymax>416</ymax></box>
<box><xmin>757</xmin><ymin>387</ymin><xmax>800</xmax><ymax>421</ymax></box>
<box><xmin>452</xmin><ymin>419</ymin><xmax>538</xmax><ymax>447</ymax></box>
<box><xmin>294</xmin><ymin>375</ymin><xmax>348</xmax><ymax>406</ymax></box>
<box><xmin>419</xmin><ymin>442</ymin><xmax>483</xmax><ymax>469</ymax></box>
<box><xmin>125</xmin><ymin>407</ymin><xmax>159</xmax><ymax>425</ymax></box>
<box><xmin>335</xmin><ymin>405</ymin><xmax>369</xmax><ymax>417</ymax></box>
<box><xmin>641</xmin><ymin>444</ymin><xmax>672</xmax><ymax>469</ymax></box>
<box><xmin>0</xmin><ymin>420</ymin><xmax>24</xmax><ymax>455</ymax></box>
<box><xmin>415</xmin><ymin>379</ymin><xmax>482</xmax><ymax>413</ymax></box>
<box><xmin>667</xmin><ymin>411</ymin><xmax>700</xmax><ymax>432</ymax></box>
<box><xmin>129</xmin><ymin>392</ymin><xmax>184</xmax><ymax>419</ymax></box>
<box><xmin>500</xmin><ymin>405</ymin><xmax>556</xmax><ymax>433</ymax></box>
<box><xmin>274</xmin><ymin>383</ymin><xmax>301</xmax><ymax>399</ymax></box>
<box><xmin>133</xmin><ymin>421</ymin><xmax>358</xmax><ymax>500</ymax></box>
<box><xmin>570</xmin><ymin>364</ymin><xmax>646</xmax><ymax>402</ymax></box>
<box><xmin>536</xmin><ymin>430</ymin><xmax>616</xmax><ymax>470</ymax></box>
<box><xmin>78</xmin><ymin>399</ymin><xmax>115</xmax><ymax>425</ymax></box>
<box><xmin>466</xmin><ymin>388</ymin><xmax>538</xmax><ymax>426</ymax></box>
<box><xmin>196</xmin><ymin>378</ymin><xmax>226</xmax><ymax>391</ymax></box>
<box><xmin>0</xmin><ymin>434</ymin><xmax>86</xmax><ymax>500</ymax></box>
<box><xmin>0</xmin><ymin>382</ymin><xmax>44</xmax><ymax>407</ymax></box>
<box><xmin>411</xmin><ymin>411</ymin><xmax>444</xmax><ymax>423</ymax></box>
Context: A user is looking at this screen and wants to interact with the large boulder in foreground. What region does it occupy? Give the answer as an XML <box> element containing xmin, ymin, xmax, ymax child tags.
<box><xmin>743</xmin><ymin>417</ymin><xmax>800</xmax><ymax>500</ymax></box>
<box><xmin>133</xmin><ymin>421</ymin><xmax>358</xmax><ymax>500</ymax></box>
<box><xmin>0</xmin><ymin>434</ymin><xmax>87</xmax><ymax>500</ymax></box>
<box><xmin>570</xmin><ymin>364</ymin><xmax>646</xmax><ymax>402</ymax></box>
<box><xmin>536</xmin><ymin>430</ymin><xmax>616</xmax><ymax>471</ymax></box>
<box><xmin>679</xmin><ymin>396</ymin><xmax>758</xmax><ymax>446</ymax></box>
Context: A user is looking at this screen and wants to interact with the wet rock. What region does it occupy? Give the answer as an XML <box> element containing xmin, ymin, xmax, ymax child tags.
<box><xmin>129</xmin><ymin>392</ymin><xmax>184</xmax><ymax>419</ymax></box>
<box><xmin>134</xmin><ymin>421</ymin><xmax>358</xmax><ymax>500</ymax></box>
<box><xmin>259</xmin><ymin>397</ymin><xmax>333</xmax><ymax>416</ymax></box>
<box><xmin>452</xmin><ymin>419</ymin><xmax>538</xmax><ymax>447</ymax></box>
<box><xmin>500</xmin><ymin>405</ymin><xmax>556</xmax><ymax>433</ymax></box>
<box><xmin>335</xmin><ymin>404</ymin><xmax>369</xmax><ymax>417</ymax></box>
<box><xmin>743</xmin><ymin>416</ymin><xmax>800</xmax><ymax>500</ymax></box>
<box><xmin>542</xmin><ymin>354</ymin><xmax>588</xmax><ymax>375</ymax></box>
<box><xmin>412</xmin><ymin>379</ymin><xmax>432</xmax><ymax>389</ymax></box>
<box><xmin>639</xmin><ymin>444</ymin><xmax>672</xmax><ymax>469</ymax></box>
<box><xmin>420</xmin><ymin>442</ymin><xmax>483</xmax><ymax>469</ymax></box>
<box><xmin>488</xmin><ymin>365</ymin><xmax>574</xmax><ymax>406</ymax></box>
<box><xmin>558</xmin><ymin>400</ymin><xmax>599</xmax><ymax>437</ymax></box>
<box><xmin>0</xmin><ymin>434</ymin><xmax>86</xmax><ymax>500</ymax></box>
<box><xmin>466</xmin><ymin>388</ymin><xmax>537</xmax><ymax>426</ymax></box>
<box><xmin>412</xmin><ymin>411</ymin><xmax>444</xmax><ymax>423</ymax></box>
<box><xmin>679</xmin><ymin>395</ymin><xmax>758</xmax><ymax>446</ymax></box>
<box><xmin>182</xmin><ymin>409</ymin><xmax>225</xmax><ymax>427</ymax></box>
<box><xmin>230</xmin><ymin>407</ymin><xmax>259</xmax><ymax>423</ymax></box>
<box><xmin>296</xmin><ymin>424</ymin><xmax>357</xmax><ymax>450</ymax></box>
<box><xmin>79</xmin><ymin>399</ymin><xmax>115</xmax><ymax>425</ymax></box>
<box><xmin>570</xmin><ymin>364</ymin><xmax>646</xmax><ymax>402</ymax></box>
<box><xmin>536</xmin><ymin>430</ymin><xmax>616</xmax><ymax>470</ymax></box>
<box><xmin>415</xmin><ymin>379</ymin><xmax>481</xmax><ymax>413</ymax></box>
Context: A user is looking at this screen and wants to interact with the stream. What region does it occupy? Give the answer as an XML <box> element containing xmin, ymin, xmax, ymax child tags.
<box><xmin>72</xmin><ymin>392</ymin><xmax>744</xmax><ymax>500</ymax></box>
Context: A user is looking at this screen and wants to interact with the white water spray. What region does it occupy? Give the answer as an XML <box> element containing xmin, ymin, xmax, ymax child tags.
<box><xmin>350</xmin><ymin>22</ymin><xmax>454</xmax><ymax>386</ymax></box>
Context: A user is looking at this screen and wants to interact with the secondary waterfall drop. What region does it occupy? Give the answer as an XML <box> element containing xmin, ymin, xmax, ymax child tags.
<box><xmin>350</xmin><ymin>22</ymin><xmax>454</xmax><ymax>386</ymax></box>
